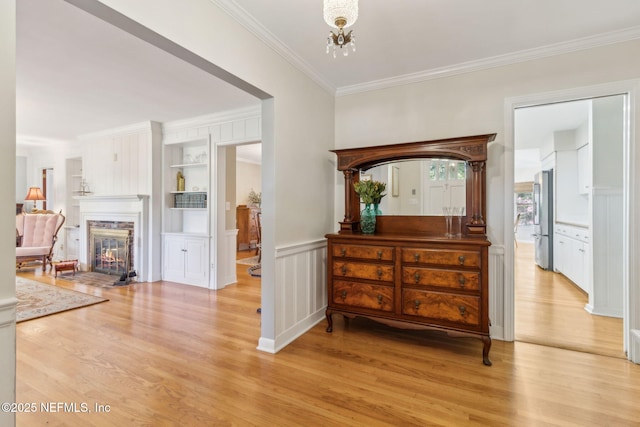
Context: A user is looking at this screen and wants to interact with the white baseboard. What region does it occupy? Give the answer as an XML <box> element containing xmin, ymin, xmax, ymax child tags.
<box><xmin>0</xmin><ymin>296</ymin><xmax>17</xmax><ymax>327</ymax></box>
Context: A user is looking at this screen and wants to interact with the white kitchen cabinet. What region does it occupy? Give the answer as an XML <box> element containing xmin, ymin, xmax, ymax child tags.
<box><xmin>554</xmin><ymin>224</ymin><xmax>589</xmax><ymax>293</ymax></box>
<box><xmin>577</xmin><ymin>144</ymin><xmax>590</xmax><ymax>195</ymax></box>
<box><xmin>162</xmin><ymin>235</ymin><xmax>208</xmax><ymax>287</ymax></box>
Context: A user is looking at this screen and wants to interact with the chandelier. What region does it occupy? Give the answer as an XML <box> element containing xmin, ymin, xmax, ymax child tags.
<box><xmin>324</xmin><ymin>0</ymin><xmax>358</xmax><ymax>58</ymax></box>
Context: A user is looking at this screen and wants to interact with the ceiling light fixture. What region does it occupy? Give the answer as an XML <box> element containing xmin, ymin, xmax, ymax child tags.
<box><xmin>324</xmin><ymin>0</ymin><xmax>358</xmax><ymax>58</ymax></box>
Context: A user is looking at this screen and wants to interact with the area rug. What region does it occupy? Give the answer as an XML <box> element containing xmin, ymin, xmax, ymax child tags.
<box><xmin>248</xmin><ymin>264</ymin><xmax>261</xmax><ymax>278</ymax></box>
<box><xmin>16</xmin><ymin>277</ymin><xmax>108</xmax><ymax>323</ymax></box>
<box><xmin>58</xmin><ymin>271</ymin><xmax>135</xmax><ymax>289</ymax></box>
<box><xmin>236</xmin><ymin>255</ymin><xmax>260</xmax><ymax>266</ymax></box>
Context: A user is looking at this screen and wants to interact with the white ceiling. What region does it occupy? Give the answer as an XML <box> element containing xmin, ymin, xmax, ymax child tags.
<box><xmin>16</xmin><ymin>0</ymin><xmax>259</xmax><ymax>143</ymax></box>
<box><xmin>515</xmin><ymin>99</ymin><xmax>591</xmax><ymax>150</ymax></box>
<box><xmin>226</xmin><ymin>0</ymin><xmax>640</xmax><ymax>92</ymax></box>
<box><xmin>16</xmin><ymin>0</ymin><xmax>640</xmax><ymax>146</ymax></box>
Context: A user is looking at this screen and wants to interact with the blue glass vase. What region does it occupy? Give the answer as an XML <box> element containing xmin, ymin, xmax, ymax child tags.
<box><xmin>360</xmin><ymin>204</ymin><xmax>376</xmax><ymax>234</ymax></box>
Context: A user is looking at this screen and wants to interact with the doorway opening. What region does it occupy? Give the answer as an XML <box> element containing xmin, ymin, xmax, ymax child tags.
<box><xmin>512</xmin><ymin>95</ymin><xmax>626</xmax><ymax>358</ymax></box>
<box><xmin>233</xmin><ymin>143</ymin><xmax>262</xmax><ymax>280</ymax></box>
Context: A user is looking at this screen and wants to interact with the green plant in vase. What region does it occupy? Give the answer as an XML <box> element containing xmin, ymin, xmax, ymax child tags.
<box><xmin>354</xmin><ymin>180</ymin><xmax>386</xmax><ymax>234</ymax></box>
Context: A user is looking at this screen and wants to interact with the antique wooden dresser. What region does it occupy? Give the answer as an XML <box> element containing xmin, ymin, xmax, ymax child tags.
<box><xmin>325</xmin><ymin>134</ymin><xmax>495</xmax><ymax>365</ymax></box>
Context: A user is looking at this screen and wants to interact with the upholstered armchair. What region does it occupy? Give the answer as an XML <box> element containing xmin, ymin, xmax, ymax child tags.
<box><xmin>16</xmin><ymin>209</ymin><xmax>66</xmax><ymax>272</ymax></box>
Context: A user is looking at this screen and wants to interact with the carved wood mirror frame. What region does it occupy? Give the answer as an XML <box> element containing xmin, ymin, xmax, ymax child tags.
<box><xmin>332</xmin><ymin>134</ymin><xmax>496</xmax><ymax>236</ymax></box>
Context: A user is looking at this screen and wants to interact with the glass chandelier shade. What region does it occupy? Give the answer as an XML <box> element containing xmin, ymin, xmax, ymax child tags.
<box><xmin>324</xmin><ymin>0</ymin><xmax>358</xmax><ymax>58</ymax></box>
<box><xmin>323</xmin><ymin>0</ymin><xmax>358</xmax><ymax>28</ymax></box>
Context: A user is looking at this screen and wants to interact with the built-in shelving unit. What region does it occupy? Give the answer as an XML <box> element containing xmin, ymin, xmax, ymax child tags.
<box><xmin>162</xmin><ymin>136</ymin><xmax>211</xmax><ymax>287</ymax></box>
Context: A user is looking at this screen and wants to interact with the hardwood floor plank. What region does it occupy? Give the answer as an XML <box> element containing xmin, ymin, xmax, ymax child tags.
<box><xmin>15</xmin><ymin>255</ymin><xmax>640</xmax><ymax>426</ymax></box>
<box><xmin>514</xmin><ymin>241</ymin><xmax>625</xmax><ymax>358</ymax></box>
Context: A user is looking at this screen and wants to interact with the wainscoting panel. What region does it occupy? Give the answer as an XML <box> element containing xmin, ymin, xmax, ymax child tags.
<box><xmin>489</xmin><ymin>245</ymin><xmax>505</xmax><ymax>341</ymax></box>
<box><xmin>272</xmin><ymin>239</ymin><xmax>327</xmax><ymax>352</ymax></box>
<box><xmin>216</xmin><ymin>230</ymin><xmax>238</xmax><ymax>289</ymax></box>
<box><xmin>589</xmin><ymin>189</ymin><xmax>624</xmax><ymax>317</ymax></box>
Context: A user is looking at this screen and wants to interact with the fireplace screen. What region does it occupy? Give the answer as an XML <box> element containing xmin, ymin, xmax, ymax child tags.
<box><xmin>89</xmin><ymin>228</ymin><xmax>132</xmax><ymax>276</ymax></box>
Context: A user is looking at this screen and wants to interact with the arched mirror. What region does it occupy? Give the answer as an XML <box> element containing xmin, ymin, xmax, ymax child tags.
<box><xmin>332</xmin><ymin>134</ymin><xmax>496</xmax><ymax>236</ymax></box>
<box><xmin>362</xmin><ymin>158</ymin><xmax>467</xmax><ymax>216</ymax></box>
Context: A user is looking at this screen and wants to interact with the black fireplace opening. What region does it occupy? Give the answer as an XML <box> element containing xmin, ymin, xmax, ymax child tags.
<box><xmin>88</xmin><ymin>225</ymin><xmax>133</xmax><ymax>276</ymax></box>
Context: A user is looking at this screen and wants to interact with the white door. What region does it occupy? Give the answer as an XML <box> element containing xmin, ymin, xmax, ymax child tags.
<box><xmin>422</xmin><ymin>159</ymin><xmax>466</xmax><ymax>215</ymax></box>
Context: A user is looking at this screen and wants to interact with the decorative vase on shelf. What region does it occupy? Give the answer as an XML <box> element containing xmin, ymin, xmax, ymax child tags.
<box><xmin>373</xmin><ymin>202</ymin><xmax>382</xmax><ymax>216</ymax></box>
<box><xmin>177</xmin><ymin>171</ymin><xmax>185</xmax><ymax>192</ymax></box>
<box><xmin>360</xmin><ymin>204</ymin><xmax>376</xmax><ymax>234</ymax></box>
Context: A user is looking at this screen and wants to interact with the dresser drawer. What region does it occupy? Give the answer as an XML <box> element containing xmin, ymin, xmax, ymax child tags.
<box><xmin>401</xmin><ymin>248</ymin><xmax>480</xmax><ymax>268</ymax></box>
<box><xmin>333</xmin><ymin>280</ymin><xmax>394</xmax><ymax>312</ymax></box>
<box><xmin>402</xmin><ymin>289</ymin><xmax>480</xmax><ymax>326</ymax></box>
<box><xmin>402</xmin><ymin>267</ymin><xmax>480</xmax><ymax>291</ymax></box>
<box><xmin>332</xmin><ymin>243</ymin><xmax>394</xmax><ymax>262</ymax></box>
<box><xmin>332</xmin><ymin>261</ymin><xmax>394</xmax><ymax>282</ymax></box>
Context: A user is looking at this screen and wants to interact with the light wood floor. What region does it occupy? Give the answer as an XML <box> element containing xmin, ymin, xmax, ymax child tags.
<box><xmin>514</xmin><ymin>242</ymin><xmax>625</xmax><ymax>358</ymax></box>
<box><xmin>15</xmin><ymin>253</ymin><xmax>640</xmax><ymax>426</ymax></box>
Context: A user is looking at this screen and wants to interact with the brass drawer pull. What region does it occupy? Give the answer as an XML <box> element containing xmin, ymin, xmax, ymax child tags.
<box><xmin>341</xmin><ymin>265</ymin><xmax>347</xmax><ymax>275</ymax></box>
<box><xmin>414</xmin><ymin>253</ymin><xmax>420</xmax><ymax>262</ymax></box>
<box><xmin>459</xmin><ymin>305</ymin><xmax>466</xmax><ymax>316</ymax></box>
<box><xmin>377</xmin><ymin>294</ymin><xmax>383</xmax><ymax>304</ymax></box>
<box><xmin>340</xmin><ymin>248</ymin><xmax>346</xmax><ymax>257</ymax></box>
<box><xmin>458</xmin><ymin>275</ymin><xmax>466</xmax><ymax>287</ymax></box>
<box><xmin>377</xmin><ymin>250</ymin><xmax>383</xmax><ymax>260</ymax></box>
<box><xmin>377</xmin><ymin>268</ymin><xmax>383</xmax><ymax>278</ymax></box>
<box><xmin>341</xmin><ymin>290</ymin><xmax>347</xmax><ymax>300</ymax></box>
<box><xmin>458</xmin><ymin>255</ymin><xmax>465</xmax><ymax>265</ymax></box>
<box><xmin>414</xmin><ymin>299</ymin><xmax>421</xmax><ymax>309</ymax></box>
<box><xmin>414</xmin><ymin>271</ymin><xmax>421</xmax><ymax>283</ymax></box>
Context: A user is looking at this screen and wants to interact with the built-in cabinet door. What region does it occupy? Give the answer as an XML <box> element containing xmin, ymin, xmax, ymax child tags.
<box><xmin>554</xmin><ymin>234</ymin><xmax>567</xmax><ymax>274</ymax></box>
<box><xmin>577</xmin><ymin>144</ymin><xmax>590</xmax><ymax>195</ymax></box>
<box><xmin>554</xmin><ymin>225</ymin><xmax>589</xmax><ymax>293</ymax></box>
<box><xmin>163</xmin><ymin>236</ymin><xmax>187</xmax><ymax>280</ymax></box>
<box><xmin>184</xmin><ymin>237</ymin><xmax>207</xmax><ymax>283</ymax></box>
<box><xmin>162</xmin><ymin>235</ymin><xmax>209</xmax><ymax>287</ymax></box>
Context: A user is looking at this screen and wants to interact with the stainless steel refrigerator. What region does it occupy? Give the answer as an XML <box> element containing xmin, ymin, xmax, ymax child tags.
<box><xmin>533</xmin><ymin>169</ymin><xmax>553</xmax><ymax>270</ymax></box>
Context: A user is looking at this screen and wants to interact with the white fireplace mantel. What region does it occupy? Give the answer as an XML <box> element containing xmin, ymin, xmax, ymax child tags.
<box><xmin>78</xmin><ymin>195</ymin><xmax>150</xmax><ymax>281</ymax></box>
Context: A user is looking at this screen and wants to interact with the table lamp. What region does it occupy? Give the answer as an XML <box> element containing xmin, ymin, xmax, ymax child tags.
<box><xmin>24</xmin><ymin>186</ymin><xmax>46</xmax><ymax>211</ymax></box>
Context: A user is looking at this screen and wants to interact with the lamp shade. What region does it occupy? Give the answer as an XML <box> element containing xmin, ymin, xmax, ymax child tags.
<box><xmin>24</xmin><ymin>187</ymin><xmax>46</xmax><ymax>201</ymax></box>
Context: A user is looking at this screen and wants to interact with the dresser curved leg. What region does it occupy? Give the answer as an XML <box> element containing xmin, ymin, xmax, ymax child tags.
<box><xmin>326</xmin><ymin>310</ymin><xmax>333</xmax><ymax>333</ymax></box>
<box><xmin>482</xmin><ymin>336</ymin><xmax>492</xmax><ymax>366</ymax></box>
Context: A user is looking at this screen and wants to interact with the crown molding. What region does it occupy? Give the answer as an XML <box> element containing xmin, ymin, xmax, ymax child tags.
<box><xmin>77</xmin><ymin>121</ymin><xmax>158</xmax><ymax>140</ymax></box>
<box><xmin>337</xmin><ymin>25</ymin><xmax>640</xmax><ymax>97</ymax></box>
<box><xmin>209</xmin><ymin>0</ymin><xmax>336</xmax><ymax>95</ymax></box>
<box><xmin>16</xmin><ymin>135</ymin><xmax>72</xmax><ymax>147</ymax></box>
<box><xmin>162</xmin><ymin>105</ymin><xmax>261</xmax><ymax>132</ymax></box>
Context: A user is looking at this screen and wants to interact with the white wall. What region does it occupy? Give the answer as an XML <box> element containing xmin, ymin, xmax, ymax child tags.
<box><xmin>514</xmin><ymin>148</ymin><xmax>541</xmax><ymax>183</ymax></box>
<box><xmin>0</xmin><ymin>1</ymin><xmax>16</xmax><ymax>425</ymax></box>
<box><xmin>335</xmin><ymin>39</ymin><xmax>640</xmax><ymax>340</ymax></box>
<box><xmin>15</xmin><ymin>156</ymin><xmax>26</xmax><ymax>204</ymax></box>
<box><xmin>236</xmin><ymin>160</ymin><xmax>261</xmax><ymax>206</ymax></box>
